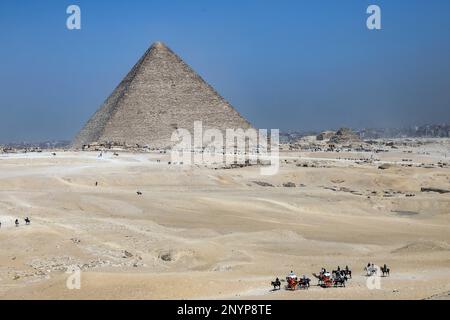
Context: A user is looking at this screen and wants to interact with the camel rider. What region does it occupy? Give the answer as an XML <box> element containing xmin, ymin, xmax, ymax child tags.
<box><xmin>345</xmin><ymin>265</ymin><xmax>349</xmax><ymax>272</ymax></box>
<box><xmin>288</xmin><ymin>270</ymin><xmax>297</xmax><ymax>280</ymax></box>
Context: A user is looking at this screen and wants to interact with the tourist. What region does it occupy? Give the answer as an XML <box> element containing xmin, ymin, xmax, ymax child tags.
<box><xmin>288</xmin><ymin>270</ymin><xmax>297</xmax><ymax>280</ymax></box>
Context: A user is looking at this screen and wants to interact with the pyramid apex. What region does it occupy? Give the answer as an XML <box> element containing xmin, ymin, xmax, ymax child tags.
<box><xmin>152</xmin><ymin>41</ymin><xmax>168</xmax><ymax>49</ymax></box>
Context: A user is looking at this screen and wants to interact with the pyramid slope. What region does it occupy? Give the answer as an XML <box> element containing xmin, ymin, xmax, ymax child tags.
<box><xmin>72</xmin><ymin>42</ymin><xmax>253</xmax><ymax>148</ymax></box>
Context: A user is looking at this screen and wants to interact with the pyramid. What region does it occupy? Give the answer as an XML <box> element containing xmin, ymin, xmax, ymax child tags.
<box><xmin>72</xmin><ymin>42</ymin><xmax>253</xmax><ymax>149</ymax></box>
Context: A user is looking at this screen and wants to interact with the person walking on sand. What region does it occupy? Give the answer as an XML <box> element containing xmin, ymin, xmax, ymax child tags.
<box><xmin>15</xmin><ymin>219</ymin><xmax>19</xmax><ymax>227</ymax></box>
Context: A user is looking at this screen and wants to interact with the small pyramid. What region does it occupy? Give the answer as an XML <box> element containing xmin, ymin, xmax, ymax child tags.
<box><xmin>72</xmin><ymin>42</ymin><xmax>253</xmax><ymax>148</ymax></box>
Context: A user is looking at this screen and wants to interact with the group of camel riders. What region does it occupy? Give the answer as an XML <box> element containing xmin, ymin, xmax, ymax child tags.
<box><xmin>287</xmin><ymin>271</ymin><xmax>307</xmax><ymax>281</ymax></box>
<box><xmin>317</xmin><ymin>265</ymin><xmax>351</xmax><ymax>277</ymax></box>
<box><xmin>316</xmin><ymin>265</ymin><xmax>351</xmax><ymax>286</ymax></box>
<box><xmin>272</xmin><ymin>271</ymin><xmax>312</xmax><ymax>290</ymax></box>
<box><xmin>0</xmin><ymin>217</ymin><xmax>31</xmax><ymax>229</ymax></box>
<box><xmin>273</xmin><ymin>263</ymin><xmax>390</xmax><ymax>290</ymax></box>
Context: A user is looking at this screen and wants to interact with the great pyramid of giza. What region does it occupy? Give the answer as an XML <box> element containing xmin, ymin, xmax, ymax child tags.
<box><xmin>72</xmin><ymin>42</ymin><xmax>253</xmax><ymax>149</ymax></box>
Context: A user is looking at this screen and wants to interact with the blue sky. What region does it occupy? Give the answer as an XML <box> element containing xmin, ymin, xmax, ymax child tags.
<box><xmin>0</xmin><ymin>0</ymin><xmax>449</xmax><ymax>142</ymax></box>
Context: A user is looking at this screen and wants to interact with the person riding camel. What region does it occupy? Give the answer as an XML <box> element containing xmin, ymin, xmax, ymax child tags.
<box><xmin>288</xmin><ymin>270</ymin><xmax>297</xmax><ymax>280</ymax></box>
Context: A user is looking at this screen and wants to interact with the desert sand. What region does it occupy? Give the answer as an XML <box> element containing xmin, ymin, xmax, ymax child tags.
<box><xmin>0</xmin><ymin>140</ymin><xmax>449</xmax><ymax>299</ymax></box>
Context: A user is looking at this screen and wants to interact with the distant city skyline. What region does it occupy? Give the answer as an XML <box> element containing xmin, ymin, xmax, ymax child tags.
<box><xmin>0</xmin><ymin>0</ymin><xmax>449</xmax><ymax>143</ymax></box>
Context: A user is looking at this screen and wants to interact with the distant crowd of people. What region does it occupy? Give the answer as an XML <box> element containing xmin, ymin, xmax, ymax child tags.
<box><xmin>0</xmin><ymin>217</ymin><xmax>31</xmax><ymax>229</ymax></box>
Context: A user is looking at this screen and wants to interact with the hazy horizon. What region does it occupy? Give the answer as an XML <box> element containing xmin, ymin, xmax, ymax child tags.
<box><xmin>1</xmin><ymin>0</ymin><xmax>450</xmax><ymax>143</ymax></box>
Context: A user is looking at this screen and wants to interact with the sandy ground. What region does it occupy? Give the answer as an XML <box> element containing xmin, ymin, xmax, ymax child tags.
<box><xmin>0</xmin><ymin>142</ymin><xmax>449</xmax><ymax>300</ymax></box>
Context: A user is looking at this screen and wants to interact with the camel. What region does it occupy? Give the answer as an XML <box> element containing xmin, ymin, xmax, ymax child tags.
<box><xmin>312</xmin><ymin>272</ymin><xmax>324</xmax><ymax>286</ymax></box>
<box><xmin>313</xmin><ymin>272</ymin><xmax>332</xmax><ymax>287</ymax></box>
<box><xmin>313</xmin><ymin>271</ymin><xmax>346</xmax><ymax>288</ymax></box>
